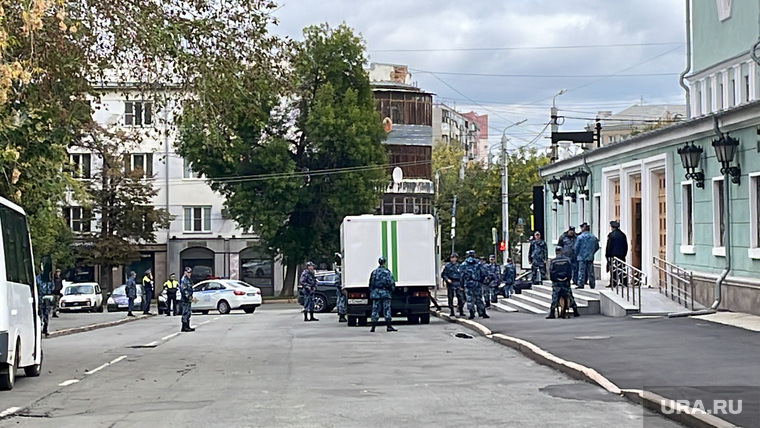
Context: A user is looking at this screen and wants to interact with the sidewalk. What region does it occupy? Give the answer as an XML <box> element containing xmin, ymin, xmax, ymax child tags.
<box><xmin>48</xmin><ymin>309</ymin><xmax>152</xmax><ymax>337</ymax></box>
<box><xmin>434</xmin><ymin>309</ymin><xmax>760</xmax><ymax>427</ymax></box>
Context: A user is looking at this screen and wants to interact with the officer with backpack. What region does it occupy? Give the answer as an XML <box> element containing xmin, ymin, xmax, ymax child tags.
<box><xmin>547</xmin><ymin>246</ymin><xmax>580</xmax><ymax>319</ymax></box>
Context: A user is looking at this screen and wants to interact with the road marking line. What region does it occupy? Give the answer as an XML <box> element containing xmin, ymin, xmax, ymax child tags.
<box><xmin>214</xmin><ymin>316</ymin><xmax>221</xmax><ymax>320</ymax></box>
<box><xmin>0</xmin><ymin>407</ymin><xmax>20</xmax><ymax>418</ymax></box>
<box><xmin>162</xmin><ymin>332</ymin><xmax>180</xmax><ymax>341</ymax></box>
<box><xmin>59</xmin><ymin>379</ymin><xmax>79</xmax><ymax>386</ymax></box>
<box><xmin>198</xmin><ymin>321</ymin><xmax>210</xmax><ymax>326</ymax></box>
<box><xmin>86</xmin><ymin>355</ymin><xmax>127</xmax><ymax>375</ymax></box>
<box><xmin>143</xmin><ymin>341</ymin><xmax>159</xmax><ymax>347</ymax></box>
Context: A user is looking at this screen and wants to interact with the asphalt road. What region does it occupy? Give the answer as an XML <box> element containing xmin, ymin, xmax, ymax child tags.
<box><xmin>0</xmin><ymin>304</ymin><xmax>681</xmax><ymax>427</ymax></box>
<box><xmin>478</xmin><ymin>311</ymin><xmax>760</xmax><ymax>427</ymax></box>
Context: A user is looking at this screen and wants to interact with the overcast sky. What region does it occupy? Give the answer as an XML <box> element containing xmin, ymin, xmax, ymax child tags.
<box><xmin>270</xmin><ymin>1</ymin><xmax>687</xmax><ymax>152</ymax></box>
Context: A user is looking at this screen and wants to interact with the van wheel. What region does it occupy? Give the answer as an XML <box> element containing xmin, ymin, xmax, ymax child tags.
<box><xmin>97</xmin><ymin>304</ymin><xmax>104</xmax><ymax>313</ymax></box>
<box><xmin>24</xmin><ymin>350</ymin><xmax>42</xmax><ymax>377</ymax></box>
<box><xmin>407</xmin><ymin>315</ymin><xmax>419</xmax><ymax>324</ymax></box>
<box><xmin>217</xmin><ymin>300</ymin><xmax>231</xmax><ymax>315</ymax></box>
<box><xmin>347</xmin><ymin>316</ymin><xmax>357</xmax><ymax>327</ymax></box>
<box><xmin>0</xmin><ymin>342</ymin><xmax>20</xmax><ymax>390</ymax></box>
<box><xmin>358</xmin><ymin>317</ymin><xmax>368</xmax><ymax>326</ymax></box>
<box><xmin>419</xmin><ymin>314</ymin><xmax>431</xmax><ymax>324</ymax></box>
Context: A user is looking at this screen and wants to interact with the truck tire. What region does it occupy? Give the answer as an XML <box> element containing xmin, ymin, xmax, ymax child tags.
<box><xmin>358</xmin><ymin>317</ymin><xmax>368</xmax><ymax>326</ymax></box>
<box><xmin>347</xmin><ymin>316</ymin><xmax>357</xmax><ymax>327</ymax></box>
<box><xmin>407</xmin><ymin>315</ymin><xmax>419</xmax><ymax>324</ymax></box>
<box><xmin>420</xmin><ymin>314</ymin><xmax>431</xmax><ymax>324</ymax></box>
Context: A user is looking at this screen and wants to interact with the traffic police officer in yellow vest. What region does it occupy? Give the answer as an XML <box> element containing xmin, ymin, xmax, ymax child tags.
<box><xmin>163</xmin><ymin>273</ymin><xmax>179</xmax><ymax>316</ymax></box>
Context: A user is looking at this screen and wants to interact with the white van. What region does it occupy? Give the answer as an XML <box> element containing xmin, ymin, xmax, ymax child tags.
<box><xmin>0</xmin><ymin>197</ymin><xmax>42</xmax><ymax>390</ymax></box>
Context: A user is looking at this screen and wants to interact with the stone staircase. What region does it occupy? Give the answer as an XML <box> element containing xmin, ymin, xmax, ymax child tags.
<box><xmin>496</xmin><ymin>283</ymin><xmax>601</xmax><ymax>316</ymax></box>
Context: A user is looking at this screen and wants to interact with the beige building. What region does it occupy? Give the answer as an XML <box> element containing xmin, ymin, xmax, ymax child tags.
<box><xmin>588</xmin><ymin>104</ymin><xmax>686</xmax><ymax>146</ymax></box>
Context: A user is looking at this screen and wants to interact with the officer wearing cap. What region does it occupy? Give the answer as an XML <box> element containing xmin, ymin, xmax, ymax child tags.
<box><xmin>557</xmin><ymin>226</ymin><xmax>578</xmax><ymax>285</ymax></box>
<box><xmin>461</xmin><ymin>250</ymin><xmax>489</xmax><ymax>320</ymax></box>
<box><xmin>442</xmin><ymin>253</ymin><xmax>464</xmax><ymax>317</ymax></box>
<box><xmin>606</xmin><ymin>220</ymin><xmax>629</xmax><ymax>287</ymax></box>
<box><xmin>180</xmin><ymin>267</ymin><xmax>195</xmax><ymax>332</ymax></box>
<box><xmin>574</xmin><ymin>222</ymin><xmax>600</xmax><ymax>289</ymax></box>
<box><xmin>484</xmin><ymin>254</ymin><xmax>501</xmax><ymax>307</ymax></box>
<box><xmin>163</xmin><ymin>273</ymin><xmax>179</xmax><ymax>316</ymax></box>
<box><xmin>369</xmin><ymin>256</ymin><xmax>397</xmax><ymax>332</ymax></box>
<box><xmin>299</xmin><ymin>261</ymin><xmax>318</xmax><ymax>322</ymax></box>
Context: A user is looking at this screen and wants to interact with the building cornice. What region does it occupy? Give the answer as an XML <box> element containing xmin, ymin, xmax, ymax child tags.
<box><xmin>540</xmin><ymin>100</ymin><xmax>760</xmax><ymax>176</ymax></box>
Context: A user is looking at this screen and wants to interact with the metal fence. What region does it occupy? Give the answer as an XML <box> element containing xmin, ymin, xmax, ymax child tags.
<box><xmin>610</xmin><ymin>257</ymin><xmax>644</xmax><ymax>311</ymax></box>
<box><xmin>652</xmin><ymin>256</ymin><xmax>695</xmax><ymax>310</ymax></box>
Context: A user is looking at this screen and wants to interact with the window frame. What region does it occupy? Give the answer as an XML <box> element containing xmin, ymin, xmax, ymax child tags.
<box><xmin>712</xmin><ymin>177</ymin><xmax>726</xmax><ymax>256</ymax></box>
<box><xmin>127</xmin><ymin>153</ymin><xmax>154</xmax><ymax>179</ymax></box>
<box><xmin>0</xmin><ymin>205</ymin><xmax>35</xmax><ymax>287</ymax></box>
<box><xmin>124</xmin><ymin>100</ymin><xmax>154</xmax><ymax>127</ymax></box>
<box><xmin>64</xmin><ymin>206</ymin><xmax>92</xmax><ymax>233</ymax></box>
<box><xmin>749</xmin><ymin>173</ymin><xmax>760</xmax><ymax>259</ymax></box>
<box><xmin>183</xmin><ymin>206</ymin><xmax>212</xmax><ymax>233</ymax></box>
<box><xmin>69</xmin><ymin>153</ymin><xmax>92</xmax><ymax>179</ymax></box>
<box><xmin>183</xmin><ymin>158</ymin><xmax>201</xmax><ymax>179</ymax></box>
<box><xmin>680</xmin><ymin>181</ymin><xmax>696</xmax><ymax>254</ymax></box>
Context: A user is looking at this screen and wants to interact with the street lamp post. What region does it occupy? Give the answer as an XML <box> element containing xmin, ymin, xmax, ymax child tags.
<box><xmin>500</xmin><ymin>119</ymin><xmax>527</xmax><ymax>265</ymax></box>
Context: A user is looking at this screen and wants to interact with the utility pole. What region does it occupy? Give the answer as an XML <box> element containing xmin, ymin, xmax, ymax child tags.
<box><xmin>550</xmin><ymin>89</ymin><xmax>566</xmax><ymax>162</ymax></box>
<box><xmin>500</xmin><ymin>119</ymin><xmax>527</xmax><ymax>265</ymax></box>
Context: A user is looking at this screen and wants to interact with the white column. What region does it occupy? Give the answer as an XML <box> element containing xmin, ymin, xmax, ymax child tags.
<box><xmin>690</xmin><ymin>83</ymin><xmax>699</xmax><ymax>117</ymax></box>
<box><xmin>722</xmin><ymin>70</ymin><xmax>730</xmax><ymax>109</ymax></box>
<box><xmin>700</xmin><ymin>79</ymin><xmax>708</xmax><ymax>115</ymax></box>
<box><xmin>710</xmin><ymin>74</ymin><xmax>719</xmax><ymax>112</ymax></box>
<box><xmin>733</xmin><ymin>65</ymin><xmax>741</xmax><ymax>106</ymax></box>
<box><xmin>749</xmin><ymin>61</ymin><xmax>757</xmax><ymax>102</ymax></box>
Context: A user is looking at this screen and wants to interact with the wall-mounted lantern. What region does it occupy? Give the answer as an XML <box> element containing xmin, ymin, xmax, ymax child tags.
<box><xmin>547</xmin><ymin>176</ymin><xmax>562</xmax><ymax>205</ymax></box>
<box><xmin>560</xmin><ymin>172</ymin><xmax>576</xmax><ymax>202</ymax></box>
<box><xmin>712</xmin><ymin>133</ymin><xmax>741</xmax><ymax>185</ymax></box>
<box><xmin>574</xmin><ymin>169</ymin><xmax>590</xmax><ymax>198</ymax></box>
<box><xmin>677</xmin><ymin>141</ymin><xmax>705</xmax><ymax>188</ymax></box>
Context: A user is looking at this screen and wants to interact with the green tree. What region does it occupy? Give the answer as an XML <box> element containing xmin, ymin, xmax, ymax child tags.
<box><xmin>75</xmin><ymin>127</ymin><xmax>171</xmax><ymax>291</ymax></box>
<box><xmin>433</xmin><ymin>142</ymin><xmax>548</xmax><ymax>259</ymax></box>
<box><xmin>178</xmin><ymin>23</ymin><xmax>387</xmax><ymax>296</ymax></box>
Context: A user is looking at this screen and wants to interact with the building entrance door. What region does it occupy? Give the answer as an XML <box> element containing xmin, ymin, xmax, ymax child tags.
<box><xmin>631</xmin><ymin>175</ymin><xmax>642</xmax><ymax>269</ymax></box>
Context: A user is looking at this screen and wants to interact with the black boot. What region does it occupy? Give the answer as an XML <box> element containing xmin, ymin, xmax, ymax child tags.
<box><xmin>482</xmin><ymin>310</ymin><xmax>490</xmax><ymax>319</ymax></box>
<box><xmin>449</xmin><ymin>308</ymin><xmax>455</xmax><ymax>317</ymax></box>
<box><xmin>304</xmin><ymin>312</ymin><xmax>309</xmax><ymax>322</ymax></box>
<box><xmin>546</xmin><ymin>303</ymin><xmax>557</xmax><ymax>319</ymax></box>
<box><xmin>309</xmin><ymin>312</ymin><xmax>319</xmax><ymax>321</ymax></box>
<box><xmin>573</xmin><ymin>305</ymin><xmax>581</xmax><ymax>317</ymax></box>
<box><xmin>370</xmin><ymin>321</ymin><xmax>376</xmax><ymax>333</ymax></box>
<box><xmin>386</xmin><ymin>320</ymin><xmax>397</xmax><ymax>332</ymax></box>
<box><xmin>181</xmin><ymin>321</ymin><xmax>191</xmax><ymax>332</ymax></box>
<box><xmin>459</xmin><ymin>308</ymin><xmax>465</xmax><ymax>317</ymax></box>
<box><xmin>339</xmin><ymin>315</ymin><xmax>347</xmax><ymax>323</ymax></box>
<box><xmin>468</xmin><ymin>311</ymin><xmax>475</xmax><ymax>320</ymax></box>
<box><xmin>42</xmin><ymin>324</ymin><xmax>49</xmax><ymax>337</ymax></box>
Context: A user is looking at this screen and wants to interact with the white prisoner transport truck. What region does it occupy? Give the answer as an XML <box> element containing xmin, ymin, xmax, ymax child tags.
<box><xmin>340</xmin><ymin>214</ymin><xmax>436</xmax><ymax>326</ymax></box>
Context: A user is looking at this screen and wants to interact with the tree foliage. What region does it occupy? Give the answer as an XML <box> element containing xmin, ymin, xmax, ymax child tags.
<box><xmin>178</xmin><ymin>23</ymin><xmax>387</xmax><ymax>295</ymax></box>
<box><xmin>433</xmin><ymin>141</ymin><xmax>548</xmax><ymax>259</ymax></box>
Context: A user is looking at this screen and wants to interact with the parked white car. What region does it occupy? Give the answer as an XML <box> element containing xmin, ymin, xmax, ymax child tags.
<box><xmin>192</xmin><ymin>280</ymin><xmax>262</xmax><ymax>314</ymax></box>
<box><xmin>59</xmin><ymin>283</ymin><xmax>104</xmax><ymax>312</ymax></box>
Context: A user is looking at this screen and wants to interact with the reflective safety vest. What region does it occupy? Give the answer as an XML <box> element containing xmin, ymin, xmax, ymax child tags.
<box><xmin>163</xmin><ymin>280</ymin><xmax>178</xmax><ymax>290</ymax></box>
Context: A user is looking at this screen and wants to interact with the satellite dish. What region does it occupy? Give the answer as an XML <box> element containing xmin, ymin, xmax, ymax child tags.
<box><xmin>392</xmin><ymin>167</ymin><xmax>403</xmax><ymax>184</ymax></box>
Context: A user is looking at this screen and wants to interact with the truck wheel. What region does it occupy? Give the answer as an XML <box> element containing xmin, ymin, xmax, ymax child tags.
<box><xmin>347</xmin><ymin>316</ymin><xmax>357</xmax><ymax>327</ymax></box>
<box><xmin>407</xmin><ymin>315</ymin><xmax>419</xmax><ymax>324</ymax></box>
<box><xmin>358</xmin><ymin>317</ymin><xmax>368</xmax><ymax>326</ymax></box>
<box><xmin>24</xmin><ymin>350</ymin><xmax>42</xmax><ymax>377</ymax></box>
<box><xmin>419</xmin><ymin>314</ymin><xmax>430</xmax><ymax>324</ymax></box>
<box><xmin>0</xmin><ymin>342</ymin><xmax>19</xmax><ymax>391</ymax></box>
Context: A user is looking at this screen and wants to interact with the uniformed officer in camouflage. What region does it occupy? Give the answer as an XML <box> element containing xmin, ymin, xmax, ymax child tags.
<box><xmin>461</xmin><ymin>250</ymin><xmax>489</xmax><ymax>320</ymax></box>
<box><xmin>336</xmin><ymin>272</ymin><xmax>347</xmax><ymax>323</ymax></box>
<box><xmin>442</xmin><ymin>253</ymin><xmax>465</xmax><ymax>317</ymax></box>
<box><xmin>180</xmin><ymin>267</ymin><xmax>195</xmax><ymax>332</ymax></box>
<box><xmin>36</xmin><ymin>273</ymin><xmax>52</xmax><ymax>337</ymax></box>
<box><xmin>529</xmin><ymin>231</ymin><xmax>548</xmax><ymax>284</ymax></box>
<box><xmin>299</xmin><ymin>261</ymin><xmax>318</xmax><ymax>322</ymax></box>
<box><xmin>484</xmin><ymin>254</ymin><xmax>501</xmax><ymax>307</ymax></box>
<box><xmin>557</xmin><ymin>226</ymin><xmax>578</xmax><ymax>285</ymax></box>
<box><xmin>547</xmin><ymin>246</ymin><xmax>580</xmax><ymax>318</ymax></box>
<box><xmin>125</xmin><ymin>271</ymin><xmax>138</xmax><ymax>317</ymax></box>
<box><xmin>369</xmin><ymin>256</ymin><xmax>397</xmax><ymax>332</ymax></box>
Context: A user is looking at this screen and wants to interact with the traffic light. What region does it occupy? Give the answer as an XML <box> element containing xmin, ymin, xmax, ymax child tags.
<box><xmin>498</xmin><ymin>241</ymin><xmax>506</xmax><ymax>252</ymax></box>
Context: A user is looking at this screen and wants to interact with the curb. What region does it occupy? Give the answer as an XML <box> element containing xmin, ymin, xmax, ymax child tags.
<box><xmin>48</xmin><ymin>314</ymin><xmax>154</xmax><ymax>338</ymax></box>
<box><xmin>262</xmin><ymin>299</ymin><xmax>298</xmax><ymax>304</ymax></box>
<box><xmin>430</xmin><ymin>309</ymin><xmax>735</xmax><ymax>428</ymax></box>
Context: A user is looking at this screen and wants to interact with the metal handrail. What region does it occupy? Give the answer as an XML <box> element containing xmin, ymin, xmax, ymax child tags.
<box><xmin>652</xmin><ymin>256</ymin><xmax>695</xmax><ymax>310</ymax></box>
<box><xmin>610</xmin><ymin>257</ymin><xmax>644</xmax><ymax>311</ymax></box>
